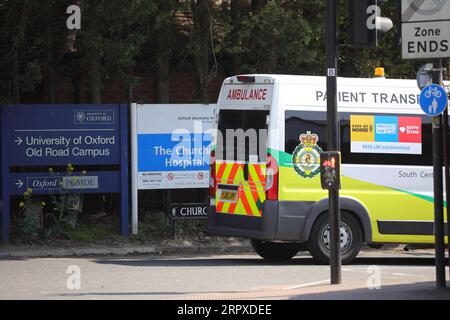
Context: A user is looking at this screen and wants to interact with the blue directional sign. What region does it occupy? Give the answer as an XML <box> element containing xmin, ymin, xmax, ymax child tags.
<box><xmin>10</xmin><ymin>171</ymin><xmax>121</xmax><ymax>195</ymax></box>
<box><xmin>1</xmin><ymin>104</ymin><xmax>129</xmax><ymax>242</ymax></box>
<box><xmin>5</xmin><ymin>105</ymin><xmax>121</xmax><ymax>166</ymax></box>
<box><xmin>419</xmin><ymin>84</ymin><xmax>448</xmax><ymax>117</ymax></box>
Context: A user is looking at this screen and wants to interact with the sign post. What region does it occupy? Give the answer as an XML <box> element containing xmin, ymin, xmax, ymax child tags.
<box><xmin>326</xmin><ymin>0</ymin><xmax>341</xmax><ymax>285</ymax></box>
<box><xmin>401</xmin><ymin>0</ymin><xmax>450</xmax><ymax>290</ymax></box>
<box><xmin>419</xmin><ymin>67</ymin><xmax>448</xmax><ymax>288</ymax></box>
<box><xmin>443</xmin><ymin>85</ymin><xmax>450</xmax><ymax>285</ymax></box>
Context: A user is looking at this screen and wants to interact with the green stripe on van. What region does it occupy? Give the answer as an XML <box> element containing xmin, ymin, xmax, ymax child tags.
<box><xmin>388</xmin><ymin>187</ymin><xmax>446</xmax><ymax>207</ymax></box>
<box><xmin>267</xmin><ymin>148</ymin><xmax>293</xmax><ymax>168</ymax></box>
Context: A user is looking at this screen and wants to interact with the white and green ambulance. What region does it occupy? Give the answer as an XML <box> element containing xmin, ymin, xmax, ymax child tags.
<box><xmin>207</xmin><ymin>74</ymin><xmax>449</xmax><ymax>264</ymax></box>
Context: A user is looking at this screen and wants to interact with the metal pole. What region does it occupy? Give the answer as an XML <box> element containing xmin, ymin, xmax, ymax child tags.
<box><xmin>446</xmin><ymin>59</ymin><xmax>450</xmax><ymax>284</ymax></box>
<box><xmin>443</xmin><ymin>89</ymin><xmax>450</xmax><ymax>283</ymax></box>
<box><xmin>326</xmin><ymin>0</ymin><xmax>341</xmax><ymax>285</ymax></box>
<box><xmin>432</xmin><ymin>59</ymin><xmax>446</xmax><ymax>288</ymax></box>
<box><xmin>131</xmin><ymin>103</ymin><xmax>139</xmax><ymax>235</ymax></box>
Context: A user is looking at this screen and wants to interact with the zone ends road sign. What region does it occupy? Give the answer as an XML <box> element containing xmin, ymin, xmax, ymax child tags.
<box><xmin>401</xmin><ymin>0</ymin><xmax>450</xmax><ymax>59</ymax></box>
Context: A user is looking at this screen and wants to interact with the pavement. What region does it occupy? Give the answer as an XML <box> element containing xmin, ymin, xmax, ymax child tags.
<box><xmin>0</xmin><ymin>239</ymin><xmax>408</xmax><ymax>259</ymax></box>
<box><xmin>0</xmin><ymin>238</ymin><xmax>254</xmax><ymax>258</ymax></box>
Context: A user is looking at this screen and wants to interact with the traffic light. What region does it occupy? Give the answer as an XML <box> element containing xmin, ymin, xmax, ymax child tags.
<box><xmin>349</xmin><ymin>0</ymin><xmax>393</xmax><ymax>47</ymax></box>
<box><xmin>320</xmin><ymin>152</ymin><xmax>341</xmax><ymax>190</ymax></box>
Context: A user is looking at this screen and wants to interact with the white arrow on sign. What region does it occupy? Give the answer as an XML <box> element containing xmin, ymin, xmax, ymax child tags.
<box><xmin>15</xmin><ymin>180</ymin><xmax>24</xmax><ymax>188</ymax></box>
<box><xmin>14</xmin><ymin>137</ymin><xmax>23</xmax><ymax>145</ymax></box>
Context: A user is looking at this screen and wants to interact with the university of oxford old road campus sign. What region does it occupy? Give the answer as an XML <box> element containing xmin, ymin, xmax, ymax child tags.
<box><xmin>1</xmin><ymin>104</ymin><xmax>129</xmax><ymax>241</ymax></box>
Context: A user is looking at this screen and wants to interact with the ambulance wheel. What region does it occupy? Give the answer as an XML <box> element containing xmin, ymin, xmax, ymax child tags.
<box><xmin>307</xmin><ymin>211</ymin><xmax>362</xmax><ymax>265</ymax></box>
<box><xmin>251</xmin><ymin>240</ymin><xmax>301</xmax><ymax>262</ymax></box>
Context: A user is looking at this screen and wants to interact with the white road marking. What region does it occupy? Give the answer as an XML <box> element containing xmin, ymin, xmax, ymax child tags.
<box><xmin>392</xmin><ymin>273</ymin><xmax>416</xmax><ymax>277</ymax></box>
<box><xmin>283</xmin><ymin>279</ymin><xmax>330</xmax><ymax>291</ymax></box>
<box><xmin>341</xmin><ymin>266</ymin><xmax>437</xmax><ymax>271</ymax></box>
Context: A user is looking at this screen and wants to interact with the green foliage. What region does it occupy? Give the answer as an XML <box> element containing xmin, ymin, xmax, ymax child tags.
<box><xmin>133</xmin><ymin>211</ymin><xmax>173</xmax><ymax>240</ymax></box>
<box><xmin>0</xmin><ymin>0</ymin><xmax>436</xmax><ymax>104</ymax></box>
<box><xmin>11</xmin><ymin>213</ymin><xmax>42</xmax><ymax>244</ymax></box>
<box><xmin>337</xmin><ymin>0</ymin><xmax>421</xmax><ymax>79</ymax></box>
<box><xmin>43</xmin><ymin>164</ymin><xmax>82</xmax><ymax>238</ymax></box>
<box><xmin>76</xmin><ymin>0</ymin><xmax>158</xmax><ymax>84</ymax></box>
<box><xmin>66</xmin><ymin>217</ymin><xmax>118</xmax><ymax>241</ymax></box>
<box><xmin>242</xmin><ymin>1</ymin><xmax>315</xmax><ymax>73</ymax></box>
<box><xmin>131</xmin><ymin>210</ymin><xmax>208</xmax><ymax>242</ymax></box>
<box><xmin>219</xmin><ymin>0</ymin><xmax>322</xmax><ymax>75</ymax></box>
<box><xmin>11</xmin><ymin>164</ymin><xmax>87</xmax><ymax>242</ymax></box>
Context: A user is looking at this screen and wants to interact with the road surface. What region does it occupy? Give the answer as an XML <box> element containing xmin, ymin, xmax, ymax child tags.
<box><xmin>0</xmin><ymin>250</ymin><xmax>449</xmax><ymax>300</ymax></box>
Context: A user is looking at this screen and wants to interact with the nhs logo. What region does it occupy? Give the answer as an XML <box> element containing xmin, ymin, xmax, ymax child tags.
<box><xmin>74</xmin><ymin>110</ymin><xmax>115</xmax><ymax>125</ymax></box>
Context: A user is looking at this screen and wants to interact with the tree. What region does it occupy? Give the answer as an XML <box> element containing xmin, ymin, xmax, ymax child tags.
<box><xmin>337</xmin><ymin>0</ymin><xmax>420</xmax><ymax>79</ymax></box>
<box><xmin>73</xmin><ymin>0</ymin><xmax>157</xmax><ymax>103</ymax></box>
<box><xmin>190</xmin><ymin>0</ymin><xmax>214</xmax><ymax>103</ymax></box>
<box><xmin>239</xmin><ymin>0</ymin><xmax>317</xmax><ymax>74</ymax></box>
<box><xmin>0</xmin><ymin>0</ymin><xmax>52</xmax><ymax>103</ymax></box>
<box><xmin>153</xmin><ymin>0</ymin><xmax>178</xmax><ymax>103</ymax></box>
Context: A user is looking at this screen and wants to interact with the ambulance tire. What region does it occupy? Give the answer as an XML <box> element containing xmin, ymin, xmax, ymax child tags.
<box><xmin>307</xmin><ymin>211</ymin><xmax>362</xmax><ymax>265</ymax></box>
<box><xmin>251</xmin><ymin>240</ymin><xmax>302</xmax><ymax>262</ymax></box>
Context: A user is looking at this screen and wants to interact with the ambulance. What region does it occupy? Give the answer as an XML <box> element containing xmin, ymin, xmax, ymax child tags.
<box><xmin>207</xmin><ymin>74</ymin><xmax>449</xmax><ymax>264</ymax></box>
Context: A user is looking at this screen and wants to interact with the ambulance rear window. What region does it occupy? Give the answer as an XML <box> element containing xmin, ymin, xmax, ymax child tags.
<box><xmin>216</xmin><ymin>109</ymin><xmax>269</xmax><ymax>162</ymax></box>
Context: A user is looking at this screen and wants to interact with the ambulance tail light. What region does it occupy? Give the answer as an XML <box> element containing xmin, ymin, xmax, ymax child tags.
<box><xmin>209</xmin><ymin>150</ymin><xmax>216</xmax><ymax>196</ymax></box>
<box><xmin>265</xmin><ymin>153</ymin><xmax>278</xmax><ymax>200</ymax></box>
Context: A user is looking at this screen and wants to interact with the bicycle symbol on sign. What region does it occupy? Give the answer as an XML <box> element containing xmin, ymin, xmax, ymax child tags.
<box><xmin>424</xmin><ymin>86</ymin><xmax>442</xmax><ymax>99</ymax></box>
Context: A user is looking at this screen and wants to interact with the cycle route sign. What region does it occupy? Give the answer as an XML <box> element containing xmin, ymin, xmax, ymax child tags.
<box><xmin>419</xmin><ymin>84</ymin><xmax>448</xmax><ymax>116</ymax></box>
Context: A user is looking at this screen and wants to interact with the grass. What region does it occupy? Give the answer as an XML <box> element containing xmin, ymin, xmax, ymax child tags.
<box><xmin>66</xmin><ymin>223</ymin><xmax>117</xmax><ymax>241</ymax></box>
<box><xmin>11</xmin><ymin>209</ymin><xmax>211</xmax><ymax>245</ymax></box>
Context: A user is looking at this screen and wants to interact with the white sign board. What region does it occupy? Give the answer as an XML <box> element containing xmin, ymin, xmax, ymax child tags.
<box><xmin>132</xmin><ymin>104</ymin><xmax>216</xmax><ymax>190</ymax></box>
<box><xmin>401</xmin><ymin>0</ymin><xmax>450</xmax><ymax>59</ymax></box>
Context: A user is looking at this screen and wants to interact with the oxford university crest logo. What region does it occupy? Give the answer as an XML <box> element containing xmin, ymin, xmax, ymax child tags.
<box><xmin>292</xmin><ymin>131</ymin><xmax>322</xmax><ymax>178</ymax></box>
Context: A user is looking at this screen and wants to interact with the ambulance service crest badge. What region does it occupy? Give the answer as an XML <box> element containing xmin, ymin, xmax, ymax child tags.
<box><xmin>292</xmin><ymin>131</ymin><xmax>322</xmax><ymax>178</ymax></box>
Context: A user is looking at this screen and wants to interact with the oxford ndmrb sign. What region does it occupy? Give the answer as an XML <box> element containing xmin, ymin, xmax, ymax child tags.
<box><xmin>9</xmin><ymin>172</ymin><xmax>121</xmax><ymax>195</ymax></box>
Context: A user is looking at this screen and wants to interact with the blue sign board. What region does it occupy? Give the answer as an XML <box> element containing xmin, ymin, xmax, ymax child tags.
<box><xmin>6</xmin><ymin>105</ymin><xmax>120</xmax><ymax>166</ymax></box>
<box><xmin>137</xmin><ymin>133</ymin><xmax>211</xmax><ymax>172</ymax></box>
<box><xmin>1</xmin><ymin>104</ymin><xmax>129</xmax><ymax>242</ymax></box>
<box><xmin>9</xmin><ymin>171</ymin><xmax>121</xmax><ymax>195</ymax></box>
<box><xmin>419</xmin><ymin>84</ymin><xmax>448</xmax><ymax>117</ymax></box>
